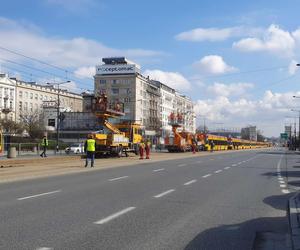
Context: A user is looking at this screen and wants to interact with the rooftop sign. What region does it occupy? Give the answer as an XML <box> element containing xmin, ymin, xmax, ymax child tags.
<box><xmin>96</xmin><ymin>64</ymin><xmax>139</xmax><ymax>75</ymax></box>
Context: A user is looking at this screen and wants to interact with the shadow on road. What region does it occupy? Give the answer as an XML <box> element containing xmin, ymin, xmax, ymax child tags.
<box><xmin>184</xmin><ymin>191</ymin><xmax>291</xmax><ymax>250</ymax></box>
<box><xmin>184</xmin><ymin>216</ymin><xmax>288</xmax><ymax>250</ymax></box>
<box><xmin>263</xmin><ymin>193</ymin><xmax>293</xmax><ymax>211</ymax></box>
<box><xmin>256</xmin><ymin>151</ymin><xmax>286</xmax><ymax>155</ymax></box>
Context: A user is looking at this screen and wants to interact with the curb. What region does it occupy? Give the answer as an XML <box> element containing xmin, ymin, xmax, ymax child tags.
<box><xmin>289</xmin><ymin>193</ymin><xmax>300</xmax><ymax>250</ymax></box>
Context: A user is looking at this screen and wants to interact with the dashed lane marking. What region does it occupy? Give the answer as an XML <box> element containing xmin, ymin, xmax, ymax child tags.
<box><xmin>215</xmin><ymin>170</ymin><xmax>222</xmax><ymax>173</ymax></box>
<box><xmin>178</xmin><ymin>163</ymin><xmax>187</xmax><ymax>167</ymax></box>
<box><xmin>279</xmin><ymin>180</ymin><xmax>285</xmax><ymax>184</ymax></box>
<box><xmin>232</xmin><ymin>164</ymin><xmax>237</xmax><ymax>167</ymax></box>
<box><xmin>153</xmin><ymin>168</ymin><xmax>165</xmax><ymax>172</ymax></box>
<box><xmin>94</xmin><ymin>207</ymin><xmax>136</xmax><ymax>225</ymax></box>
<box><xmin>280</xmin><ymin>184</ymin><xmax>287</xmax><ymax>188</ymax></box>
<box><xmin>224</xmin><ymin>167</ymin><xmax>231</xmax><ymax>170</ymax></box>
<box><xmin>154</xmin><ymin>189</ymin><xmax>175</xmax><ymax>198</ymax></box>
<box><xmin>17</xmin><ymin>190</ymin><xmax>61</xmax><ymax>201</ymax></box>
<box><xmin>202</xmin><ymin>174</ymin><xmax>211</xmax><ymax>178</ymax></box>
<box><xmin>282</xmin><ymin>189</ymin><xmax>290</xmax><ymax>194</ymax></box>
<box><xmin>108</xmin><ymin>176</ymin><xmax>129</xmax><ymax>181</ymax></box>
<box><xmin>184</xmin><ymin>179</ymin><xmax>197</xmax><ymax>186</ymax></box>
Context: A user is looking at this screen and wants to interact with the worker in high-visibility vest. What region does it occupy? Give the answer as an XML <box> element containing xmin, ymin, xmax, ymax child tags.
<box><xmin>145</xmin><ymin>139</ymin><xmax>151</xmax><ymax>159</ymax></box>
<box><xmin>139</xmin><ymin>140</ymin><xmax>145</xmax><ymax>160</ymax></box>
<box><xmin>40</xmin><ymin>135</ymin><xmax>48</xmax><ymax>158</ymax></box>
<box><xmin>84</xmin><ymin>135</ymin><xmax>96</xmax><ymax>167</ymax></box>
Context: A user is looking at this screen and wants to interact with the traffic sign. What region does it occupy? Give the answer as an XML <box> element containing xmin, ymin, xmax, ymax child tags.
<box><xmin>280</xmin><ymin>133</ymin><xmax>288</xmax><ymax>139</ymax></box>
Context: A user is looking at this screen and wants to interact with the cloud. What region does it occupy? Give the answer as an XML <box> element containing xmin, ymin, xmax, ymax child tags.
<box><xmin>143</xmin><ymin>69</ymin><xmax>191</xmax><ymax>91</ymax></box>
<box><xmin>233</xmin><ymin>24</ymin><xmax>296</xmax><ymax>57</ymax></box>
<box><xmin>0</xmin><ymin>17</ymin><xmax>164</xmax><ymax>77</ymax></box>
<box><xmin>74</xmin><ymin>66</ymin><xmax>95</xmax><ymax>79</ymax></box>
<box><xmin>206</xmin><ymin>82</ymin><xmax>254</xmax><ymax>97</ymax></box>
<box><xmin>193</xmin><ymin>55</ymin><xmax>237</xmax><ymax>75</ymax></box>
<box><xmin>288</xmin><ymin>59</ymin><xmax>299</xmax><ymax>75</ymax></box>
<box><xmin>175</xmin><ymin>26</ymin><xmax>262</xmax><ymax>42</ymax></box>
<box><xmin>194</xmin><ymin>90</ymin><xmax>300</xmax><ymax>137</ymax></box>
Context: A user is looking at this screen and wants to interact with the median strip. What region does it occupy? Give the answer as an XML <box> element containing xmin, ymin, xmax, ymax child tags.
<box><xmin>94</xmin><ymin>207</ymin><xmax>136</xmax><ymax>225</ymax></box>
<box><xmin>17</xmin><ymin>190</ymin><xmax>61</xmax><ymax>201</ymax></box>
<box><xmin>154</xmin><ymin>189</ymin><xmax>175</xmax><ymax>198</ymax></box>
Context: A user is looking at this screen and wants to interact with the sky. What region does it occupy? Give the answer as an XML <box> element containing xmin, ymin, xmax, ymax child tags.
<box><xmin>1</xmin><ymin>0</ymin><xmax>300</xmax><ymax>137</ymax></box>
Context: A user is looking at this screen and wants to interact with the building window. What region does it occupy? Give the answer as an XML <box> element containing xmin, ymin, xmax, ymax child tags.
<box><xmin>19</xmin><ymin>91</ymin><xmax>23</xmax><ymax>98</ymax></box>
<box><xmin>35</xmin><ymin>94</ymin><xmax>38</xmax><ymax>100</ymax></box>
<box><xmin>111</xmin><ymin>88</ymin><xmax>119</xmax><ymax>95</ymax></box>
<box><xmin>9</xmin><ymin>101</ymin><xmax>13</xmax><ymax>109</ymax></box>
<box><xmin>9</xmin><ymin>89</ymin><xmax>13</xmax><ymax>98</ymax></box>
<box><xmin>24</xmin><ymin>102</ymin><xmax>28</xmax><ymax>111</ymax></box>
<box><xmin>48</xmin><ymin>119</ymin><xmax>55</xmax><ymax>127</ymax></box>
<box><xmin>40</xmin><ymin>94</ymin><xmax>43</xmax><ymax>100</ymax></box>
<box><xmin>99</xmin><ymin>79</ymin><xmax>106</xmax><ymax>84</ymax></box>
<box><xmin>25</xmin><ymin>92</ymin><xmax>28</xmax><ymax>98</ymax></box>
<box><xmin>30</xmin><ymin>103</ymin><xmax>33</xmax><ymax>112</ymax></box>
<box><xmin>112</xmin><ymin>79</ymin><xmax>117</xmax><ymax>84</ymax></box>
<box><xmin>126</xmin><ymin>88</ymin><xmax>131</xmax><ymax>95</ymax></box>
<box><xmin>30</xmin><ymin>93</ymin><xmax>33</xmax><ymax>99</ymax></box>
<box><xmin>18</xmin><ymin>101</ymin><xmax>22</xmax><ymax>111</ymax></box>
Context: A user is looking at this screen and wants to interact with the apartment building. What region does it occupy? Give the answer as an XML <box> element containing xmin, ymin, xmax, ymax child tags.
<box><xmin>0</xmin><ymin>74</ymin><xmax>16</xmax><ymax>121</ymax></box>
<box><xmin>94</xmin><ymin>57</ymin><xmax>196</xmax><ymax>140</ymax></box>
<box><xmin>0</xmin><ymin>74</ymin><xmax>83</xmax><ymax>124</ymax></box>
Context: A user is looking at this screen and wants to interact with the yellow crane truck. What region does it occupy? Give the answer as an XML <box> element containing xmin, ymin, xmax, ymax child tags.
<box><xmin>89</xmin><ymin>94</ymin><xmax>142</xmax><ymax>157</ymax></box>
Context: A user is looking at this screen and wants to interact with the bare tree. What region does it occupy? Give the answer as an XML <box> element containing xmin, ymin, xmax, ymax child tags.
<box><xmin>20</xmin><ymin>111</ymin><xmax>45</xmax><ymax>139</ymax></box>
<box><xmin>0</xmin><ymin>119</ymin><xmax>24</xmax><ymax>135</ymax></box>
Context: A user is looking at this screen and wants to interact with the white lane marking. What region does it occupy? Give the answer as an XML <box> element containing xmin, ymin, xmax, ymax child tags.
<box><xmin>278</xmin><ymin>177</ymin><xmax>284</xmax><ymax>181</ymax></box>
<box><xmin>224</xmin><ymin>167</ymin><xmax>231</xmax><ymax>170</ymax></box>
<box><xmin>94</xmin><ymin>207</ymin><xmax>136</xmax><ymax>225</ymax></box>
<box><xmin>154</xmin><ymin>189</ymin><xmax>175</xmax><ymax>198</ymax></box>
<box><xmin>36</xmin><ymin>248</ymin><xmax>53</xmax><ymax>250</ymax></box>
<box><xmin>178</xmin><ymin>163</ymin><xmax>187</xmax><ymax>167</ymax></box>
<box><xmin>280</xmin><ymin>184</ymin><xmax>287</xmax><ymax>188</ymax></box>
<box><xmin>153</xmin><ymin>168</ymin><xmax>165</xmax><ymax>172</ymax></box>
<box><xmin>279</xmin><ymin>180</ymin><xmax>285</xmax><ymax>184</ymax></box>
<box><xmin>17</xmin><ymin>190</ymin><xmax>61</xmax><ymax>201</ymax></box>
<box><xmin>108</xmin><ymin>176</ymin><xmax>129</xmax><ymax>181</ymax></box>
<box><xmin>184</xmin><ymin>179</ymin><xmax>197</xmax><ymax>186</ymax></box>
<box><xmin>215</xmin><ymin>170</ymin><xmax>222</xmax><ymax>173</ymax></box>
<box><xmin>232</xmin><ymin>164</ymin><xmax>237</xmax><ymax>167</ymax></box>
<box><xmin>282</xmin><ymin>189</ymin><xmax>290</xmax><ymax>194</ymax></box>
<box><xmin>202</xmin><ymin>174</ymin><xmax>211</xmax><ymax>178</ymax></box>
<box><xmin>210</xmin><ymin>158</ymin><xmax>214</xmax><ymax>161</ymax></box>
<box><xmin>196</xmin><ymin>160</ymin><xmax>202</xmax><ymax>163</ymax></box>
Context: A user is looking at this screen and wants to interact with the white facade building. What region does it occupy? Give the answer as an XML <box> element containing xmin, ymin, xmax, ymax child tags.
<box><xmin>94</xmin><ymin>57</ymin><xmax>196</xmax><ymax>140</ymax></box>
<box><xmin>0</xmin><ymin>74</ymin><xmax>83</xmax><ymax>125</ymax></box>
<box><xmin>0</xmin><ymin>74</ymin><xmax>16</xmax><ymax>121</ymax></box>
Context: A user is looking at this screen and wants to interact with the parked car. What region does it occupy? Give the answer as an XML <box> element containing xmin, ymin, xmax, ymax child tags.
<box><xmin>65</xmin><ymin>143</ymin><xmax>84</xmax><ymax>154</ymax></box>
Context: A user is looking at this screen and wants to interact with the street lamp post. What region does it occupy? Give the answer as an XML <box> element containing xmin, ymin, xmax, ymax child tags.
<box><xmin>47</xmin><ymin>80</ymin><xmax>70</xmax><ymax>153</ymax></box>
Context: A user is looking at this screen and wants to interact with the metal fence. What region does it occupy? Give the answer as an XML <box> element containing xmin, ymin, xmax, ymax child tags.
<box><xmin>1</xmin><ymin>143</ymin><xmax>67</xmax><ymax>158</ymax></box>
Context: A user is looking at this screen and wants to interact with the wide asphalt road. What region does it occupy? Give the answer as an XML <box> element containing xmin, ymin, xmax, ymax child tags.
<box><xmin>0</xmin><ymin>148</ymin><xmax>292</xmax><ymax>250</ymax></box>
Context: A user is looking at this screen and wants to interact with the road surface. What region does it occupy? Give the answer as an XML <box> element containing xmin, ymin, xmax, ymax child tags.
<box><xmin>0</xmin><ymin>148</ymin><xmax>292</xmax><ymax>250</ymax></box>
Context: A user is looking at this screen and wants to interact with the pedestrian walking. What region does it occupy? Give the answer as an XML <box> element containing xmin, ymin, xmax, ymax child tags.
<box><xmin>139</xmin><ymin>140</ymin><xmax>145</xmax><ymax>160</ymax></box>
<box><xmin>40</xmin><ymin>135</ymin><xmax>48</xmax><ymax>157</ymax></box>
<box><xmin>84</xmin><ymin>135</ymin><xmax>96</xmax><ymax>167</ymax></box>
<box><xmin>145</xmin><ymin>139</ymin><xmax>151</xmax><ymax>159</ymax></box>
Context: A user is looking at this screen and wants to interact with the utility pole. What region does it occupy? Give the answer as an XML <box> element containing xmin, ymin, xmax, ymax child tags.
<box><xmin>47</xmin><ymin>80</ymin><xmax>70</xmax><ymax>153</ymax></box>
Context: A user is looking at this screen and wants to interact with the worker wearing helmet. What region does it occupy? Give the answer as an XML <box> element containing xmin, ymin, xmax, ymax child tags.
<box><xmin>145</xmin><ymin>139</ymin><xmax>151</xmax><ymax>159</ymax></box>
<box><xmin>139</xmin><ymin>139</ymin><xmax>145</xmax><ymax>160</ymax></box>
<box><xmin>84</xmin><ymin>134</ymin><xmax>96</xmax><ymax>167</ymax></box>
